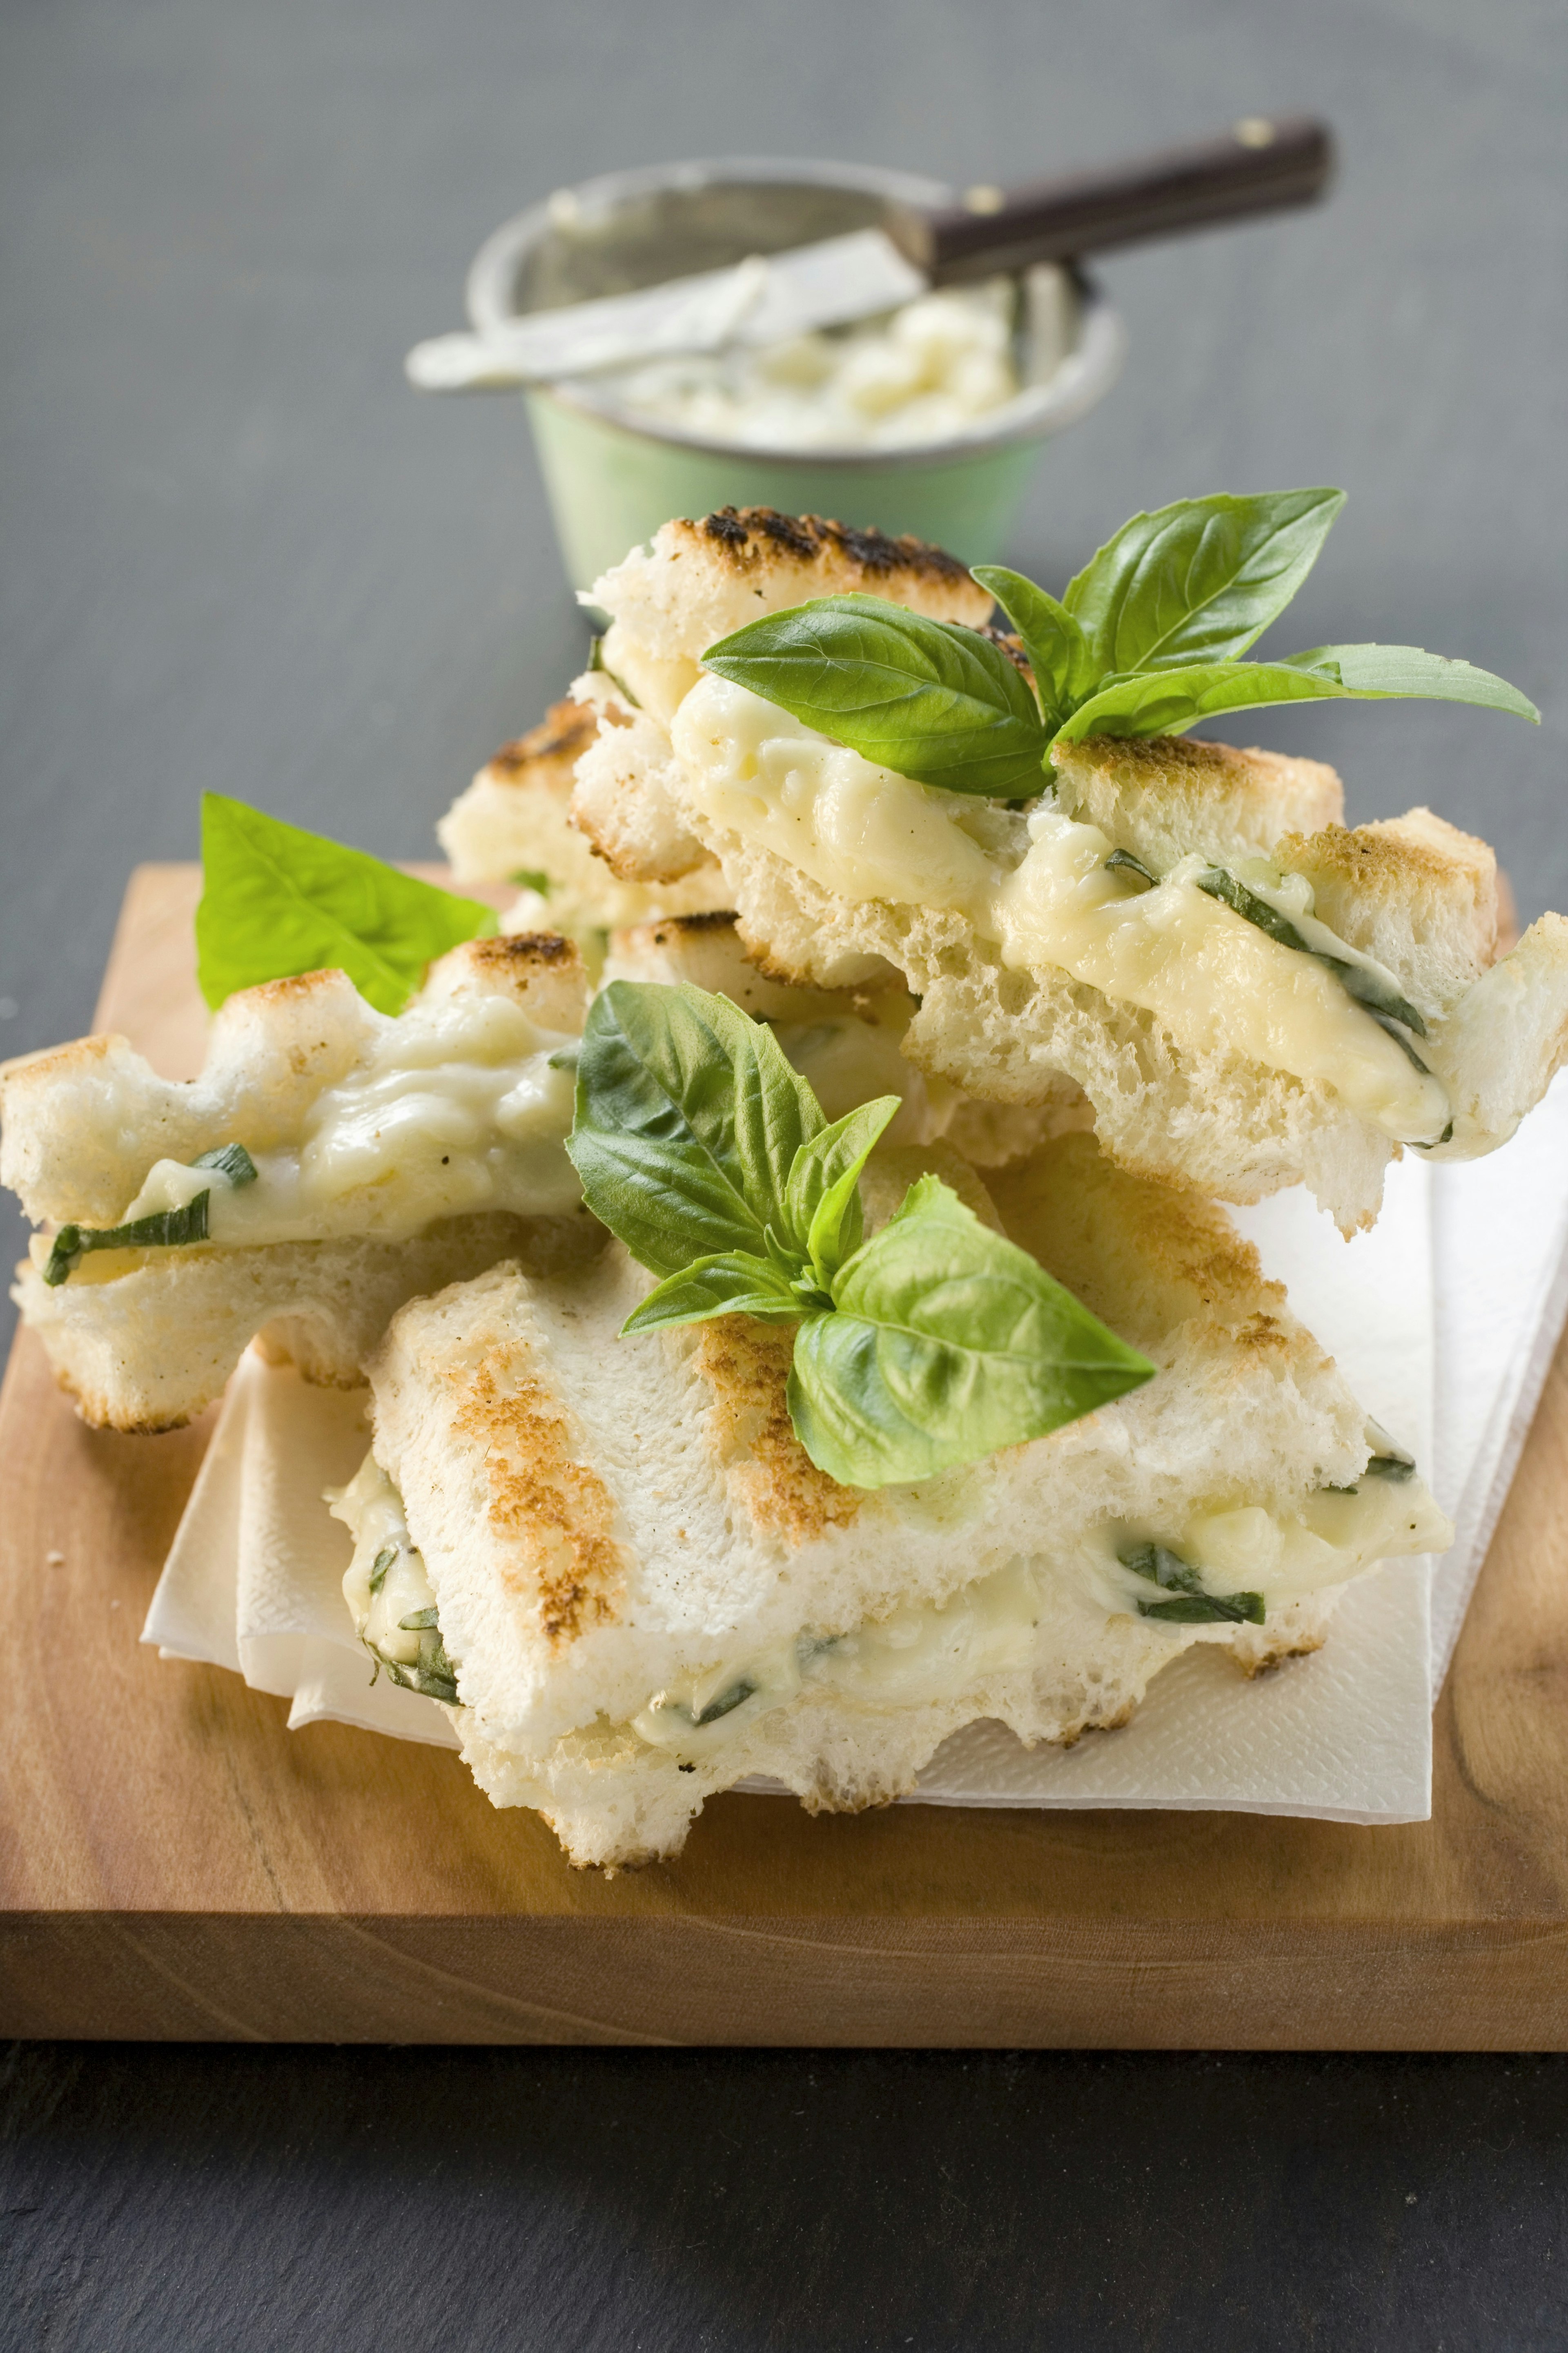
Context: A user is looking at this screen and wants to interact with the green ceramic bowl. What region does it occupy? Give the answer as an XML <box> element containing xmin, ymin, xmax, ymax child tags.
<box><xmin>465</xmin><ymin>158</ymin><xmax>1125</xmax><ymax>589</ymax></box>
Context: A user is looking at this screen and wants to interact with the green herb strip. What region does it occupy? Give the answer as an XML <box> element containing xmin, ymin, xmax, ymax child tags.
<box><xmin>1194</xmin><ymin>865</ymin><xmax>1431</xmax><ymax>1048</ymax></box>
<box><xmin>589</xmin><ymin>635</ymin><xmax>639</xmax><ymax>708</ymax></box>
<box><xmin>196</xmin><ymin>1143</ymin><xmax>257</xmax><ymax>1184</ymax></box>
<box><xmin>691</xmin><ymin>1677</ymin><xmax>758</xmax><ymax>1728</ymax></box>
<box><xmin>1330</xmin><ymin>1448</ymin><xmax>1417</xmax><ymax>1495</ymax></box>
<box><xmin>1104</xmin><ymin>847</ymin><xmax>1158</xmax><ymax>886</ymax></box>
<box><xmin>510</xmin><ymin>868</ymin><xmax>553</xmax><ymax>896</ymax></box>
<box><xmin>1118</xmin><ymin>1540</ymin><xmax>1265</xmax><ymax>1626</ymax></box>
<box><xmin>42</xmin><ymin>1140</ymin><xmax>261</xmax><ymax>1286</ymax></box>
<box><xmin>43</xmin><ymin>1192</ymin><xmax>212</xmax><ymax>1287</ymax></box>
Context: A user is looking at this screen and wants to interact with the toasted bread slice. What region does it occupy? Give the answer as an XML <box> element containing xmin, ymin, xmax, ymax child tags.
<box><xmin>3</xmin><ymin>934</ymin><xmax>604</xmax><ymax>1430</ymax></box>
<box><xmin>568</xmin><ymin>508</ymin><xmax>997</xmax><ymax>907</ymax></box>
<box><xmin>340</xmin><ymin>1135</ymin><xmax>1449</xmax><ymax>1868</ymax></box>
<box><xmin>588</xmin><ymin>506</ymin><xmax>994</xmax><ymax>689</ymax></box>
<box><xmin>438</xmin><ymin>698</ymin><xmax>729</xmax><ymax>929</ymax></box>
<box><xmin>606</xmin><ymin>908</ymin><xmax>1073</xmax><ymax>1166</ymax></box>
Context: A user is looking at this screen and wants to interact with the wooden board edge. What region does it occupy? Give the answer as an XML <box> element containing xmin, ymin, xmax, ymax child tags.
<box><xmin>4</xmin><ymin>1913</ymin><xmax>1566</xmax><ymax>2049</ymax></box>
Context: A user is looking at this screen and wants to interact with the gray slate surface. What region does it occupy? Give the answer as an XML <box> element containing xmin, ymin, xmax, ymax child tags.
<box><xmin>1</xmin><ymin>1</ymin><xmax>1565</xmax><ymax>2345</ymax></box>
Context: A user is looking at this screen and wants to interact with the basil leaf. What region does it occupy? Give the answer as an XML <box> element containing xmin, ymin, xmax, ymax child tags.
<box><xmin>621</xmin><ymin>1251</ymin><xmax>804</xmax><ymax>1336</ymax></box>
<box><xmin>702</xmin><ymin>595</ymin><xmax>1051</xmax><ymax>798</ymax></box>
<box><xmin>567</xmin><ymin>987</ymin><xmax>768</xmax><ymax>1276</ymax></box>
<box><xmin>567</xmin><ymin>981</ymin><xmax>821</xmax><ymax>1277</ymax></box>
<box><xmin>510</xmin><ymin>868</ymin><xmax>553</xmax><ymax>896</ymax></box>
<box><xmin>192</xmin><ymin>1143</ymin><xmax>259</xmax><ymax>1186</ymax></box>
<box><xmin>1193</xmin><ymin>868</ymin><xmax>1427</xmax><ymax>1035</ymax></box>
<box><xmin>1054</xmin><ymin>643</ymin><xmax>1538</xmax><ymax>742</ymax></box>
<box><xmin>1118</xmin><ymin>1539</ymin><xmax>1264</xmax><ymax>1624</ymax></box>
<box><xmin>1138</xmin><ymin>1592</ymin><xmax>1265</xmax><ymax>1626</ymax></box>
<box><xmin>1104</xmin><ymin>847</ymin><xmax>1158</xmax><ymax>886</ymax></box>
<box><xmin>196</xmin><ymin>795</ymin><xmax>498</xmax><ymax>1017</ymax></box>
<box><xmin>1283</xmin><ymin>643</ymin><xmax>1539</xmax><ymax>722</ymax></box>
<box><xmin>782</xmin><ymin>1095</ymin><xmax>902</xmax><ymax>1287</ymax></box>
<box><xmin>697</xmin><ymin>987</ymin><xmax>827</xmax><ymax>1240</ymax></box>
<box><xmin>43</xmin><ymin>1191</ymin><xmax>212</xmax><ymax>1287</ymax></box>
<box><xmin>970</xmin><ymin>567</ymin><xmax>1097</xmax><ymax>732</ymax></box>
<box><xmin>786</xmin><ymin>1176</ymin><xmax>1155</xmax><ymax>1487</ymax></box>
<box><xmin>1062</xmin><ymin>489</ymin><xmax>1345</xmax><ymax>676</ymax></box>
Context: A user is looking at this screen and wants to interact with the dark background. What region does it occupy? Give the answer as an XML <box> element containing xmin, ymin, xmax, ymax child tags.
<box><xmin>2</xmin><ymin>0</ymin><xmax>1565</xmax><ymax>2344</ymax></box>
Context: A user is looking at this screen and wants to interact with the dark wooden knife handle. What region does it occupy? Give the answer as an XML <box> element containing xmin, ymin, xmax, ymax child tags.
<box><xmin>890</xmin><ymin>117</ymin><xmax>1334</xmax><ymax>283</ymax></box>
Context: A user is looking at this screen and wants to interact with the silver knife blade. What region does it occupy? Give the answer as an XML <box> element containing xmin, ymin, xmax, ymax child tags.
<box><xmin>405</xmin><ymin>229</ymin><xmax>930</xmax><ymax>393</ymax></box>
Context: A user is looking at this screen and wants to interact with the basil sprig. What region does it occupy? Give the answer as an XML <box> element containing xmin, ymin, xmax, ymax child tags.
<box><xmin>42</xmin><ymin>1143</ymin><xmax>259</xmax><ymax>1286</ymax></box>
<box><xmin>699</xmin><ymin>491</ymin><xmax>1536</xmax><ymax>795</ymax></box>
<box><xmin>196</xmin><ymin>794</ymin><xmax>497</xmax><ymax>1016</ymax></box>
<box><xmin>566</xmin><ymin>980</ymin><xmax>1154</xmax><ymax>1488</ymax></box>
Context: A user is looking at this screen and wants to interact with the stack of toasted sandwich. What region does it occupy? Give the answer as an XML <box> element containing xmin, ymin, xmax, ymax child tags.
<box><xmin>7</xmin><ymin>497</ymin><xmax>1562</xmax><ymax>1869</ymax></box>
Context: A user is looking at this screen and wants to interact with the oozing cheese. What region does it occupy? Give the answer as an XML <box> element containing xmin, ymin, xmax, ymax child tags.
<box><xmin>669</xmin><ymin>676</ymin><xmax>1452</xmax><ymax>1146</ymax></box>
<box><xmin>633</xmin><ymin>1559</ymin><xmax>1045</xmax><ymax>1759</ymax></box>
<box><xmin>118</xmin><ymin>991</ymin><xmax>581</xmax><ymax>1249</ymax></box>
<box><xmin>633</xmin><ymin>1468</ymin><xmax>1447</xmax><ymax>1760</ymax></box>
<box><xmin>331</xmin><ymin>1443</ymin><xmax>1448</xmax><ymax>1764</ymax></box>
<box><xmin>331</xmin><ymin>1453</ymin><xmax>439</xmax><ymax>1671</ymax></box>
<box><xmin>598</xmin><ymin>624</ymin><xmax>702</xmax><ymax>728</ymax></box>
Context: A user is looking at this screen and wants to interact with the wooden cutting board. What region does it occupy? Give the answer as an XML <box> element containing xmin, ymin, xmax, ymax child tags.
<box><xmin>3</xmin><ymin>865</ymin><xmax>1566</xmax><ymax>2047</ymax></box>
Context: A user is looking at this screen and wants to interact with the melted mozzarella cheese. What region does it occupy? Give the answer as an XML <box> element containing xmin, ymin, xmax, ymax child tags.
<box><xmin>330</xmin><ymin>1443</ymin><xmax>1447</xmax><ymax>1762</ymax></box>
<box><xmin>1096</xmin><ymin>1469</ymin><xmax>1450</xmax><ymax>1619</ymax></box>
<box><xmin>993</xmin><ymin>821</ymin><xmax>1450</xmax><ymax>1143</ymax></box>
<box><xmin>598</xmin><ymin>624</ymin><xmax>703</xmax><ymax>727</ymax></box>
<box><xmin>330</xmin><ymin>1454</ymin><xmax>439</xmax><ymax>1671</ymax></box>
<box><xmin>120</xmin><ymin>991</ymin><xmax>581</xmax><ymax>1247</ymax></box>
<box><xmin>669</xmin><ymin>677</ymin><xmax>1451</xmax><ymax>1146</ymax></box>
<box><xmin>672</xmin><ymin>674</ymin><xmax>991</xmax><ymax>907</ymax></box>
<box><xmin>633</xmin><ymin>1559</ymin><xmax>1045</xmax><ymax>1760</ymax></box>
<box><xmin>633</xmin><ymin>1470</ymin><xmax>1449</xmax><ymax>1762</ymax></box>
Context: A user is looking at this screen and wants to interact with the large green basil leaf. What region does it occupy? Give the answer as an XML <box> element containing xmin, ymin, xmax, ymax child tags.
<box><xmin>567</xmin><ymin>980</ymin><xmax>821</xmax><ymax>1278</ymax></box>
<box><xmin>621</xmin><ymin>1252</ymin><xmax>803</xmax><ymax>1336</ymax></box>
<box><xmin>702</xmin><ymin>594</ymin><xmax>1051</xmax><ymax>798</ymax></box>
<box><xmin>970</xmin><ymin>567</ymin><xmax>1097</xmax><ymax>734</ymax></box>
<box><xmin>196</xmin><ymin>794</ymin><xmax>497</xmax><ymax>1016</ymax></box>
<box><xmin>1054</xmin><ymin>644</ymin><xmax>1539</xmax><ymax>742</ymax></box>
<box><xmin>1062</xmin><ymin>490</ymin><xmax>1346</xmax><ymax>678</ymax></box>
<box><xmin>782</xmin><ymin>1095</ymin><xmax>902</xmax><ymax>1286</ymax></box>
<box><xmin>696</xmin><ymin>986</ymin><xmax>827</xmax><ymax>1237</ymax></box>
<box><xmin>786</xmin><ymin>1176</ymin><xmax>1155</xmax><ymax>1487</ymax></box>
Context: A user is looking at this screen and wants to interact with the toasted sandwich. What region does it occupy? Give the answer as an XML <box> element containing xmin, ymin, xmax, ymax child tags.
<box><xmin>437</xmin><ymin>697</ymin><xmax>730</xmax><ymax>939</ymax></box>
<box><xmin>332</xmin><ymin>1132</ymin><xmax>1450</xmax><ymax>1869</ymax></box>
<box><xmin>2</xmin><ymin>935</ymin><xmax>602</xmax><ymax>1430</ymax></box>
<box><xmin>604</xmin><ymin>906</ymin><xmax>1073</xmax><ymax>1168</ymax></box>
<box><xmin>563</xmin><ymin>509</ymin><xmax>1568</xmax><ymax>1232</ymax></box>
